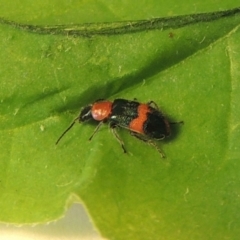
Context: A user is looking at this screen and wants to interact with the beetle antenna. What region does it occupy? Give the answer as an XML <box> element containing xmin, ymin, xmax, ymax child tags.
<box><xmin>56</xmin><ymin>117</ymin><xmax>79</xmax><ymax>145</ymax></box>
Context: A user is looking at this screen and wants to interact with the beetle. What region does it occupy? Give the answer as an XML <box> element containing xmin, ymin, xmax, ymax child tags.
<box><xmin>56</xmin><ymin>98</ymin><xmax>182</xmax><ymax>157</ymax></box>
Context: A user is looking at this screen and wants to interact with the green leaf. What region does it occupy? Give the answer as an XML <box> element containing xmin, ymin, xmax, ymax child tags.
<box><xmin>1</xmin><ymin>1</ymin><xmax>240</xmax><ymax>240</ymax></box>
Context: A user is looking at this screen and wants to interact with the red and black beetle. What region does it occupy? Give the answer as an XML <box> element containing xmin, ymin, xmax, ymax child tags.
<box><xmin>56</xmin><ymin>99</ymin><xmax>182</xmax><ymax>157</ymax></box>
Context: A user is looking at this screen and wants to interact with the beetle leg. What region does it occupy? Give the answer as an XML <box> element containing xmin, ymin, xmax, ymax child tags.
<box><xmin>89</xmin><ymin>121</ymin><xmax>104</xmax><ymax>141</ymax></box>
<box><xmin>130</xmin><ymin>132</ymin><xmax>165</xmax><ymax>158</ymax></box>
<box><xmin>109</xmin><ymin>122</ymin><xmax>127</xmax><ymax>153</ymax></box>
<box><xmin>147</xmin><ymin>100</ymin><xmax>159</xmax><ymax>110</ymax></box>
<box><xmin>170</xmin><ymin>121</ymin><xmax>184</xmax><ymax>125</ymax></box>
<box><xmin>94</xmin><ymin>98</ymin><xmax>105</xmax><ymax>102</ymax></box>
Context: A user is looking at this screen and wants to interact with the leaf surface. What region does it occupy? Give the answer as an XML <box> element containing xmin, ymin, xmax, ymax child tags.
<box><xmin>0</xmin><ymin>1</ymin><xmax>240</xmax><ymax>239</ymax></box>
